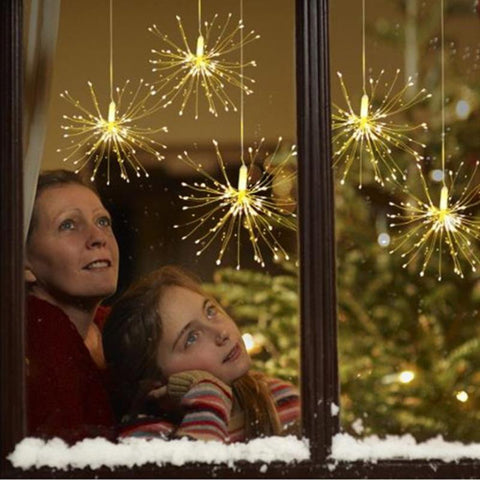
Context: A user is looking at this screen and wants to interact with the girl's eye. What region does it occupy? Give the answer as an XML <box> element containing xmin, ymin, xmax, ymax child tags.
<box><xmin>185</xmin><ymin>331</ymin><xmax>199</xmax><ymax>349</ymax></box>
<box><xmin>97</xmin><ymin>216</ymin><xmax>112</xmax><ymax>228</ymax></box>
<box><xmin>206</xmin><ymin>303</ymin><xmax>218</xmax><ymax>319</ymax></box>
<box><xmin>59</xmin><ymin>219</ymin><xmax>75</xmax><ymax>231</ymax></box>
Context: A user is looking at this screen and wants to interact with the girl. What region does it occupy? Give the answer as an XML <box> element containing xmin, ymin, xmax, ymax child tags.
<box><xmin>103</xmin><ymin>265</ymin><xmax>300</xmax><ymax>442</ymax></box>
<box><xmin>25</xmin><ymin>169</ymin><xmax>119</xmax><ymax>442</ymax></box>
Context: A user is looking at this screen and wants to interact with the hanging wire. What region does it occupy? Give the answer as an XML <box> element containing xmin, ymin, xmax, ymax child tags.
<box><xmin>240</xmin><ymin>0</ymin><xmax>245</xmax><ymax>165</ymax></box>
<box><xmin>109</xmin><ymin>0</ymin><xmax>114</xmax><ymax>102</ymax></box>
<box><xmin>198</xmin><ymin>0</ymin><xmax>202</xmax><ymax>35</ymax></box>
<box><xmin>440</xmin><ymin>0</ymin><xmax>446</xmax><ymax>184</ymax></box>
<box><xmin>362</xmin><ymin>0</ymin><xmax>366</xmax><ymax>94</ymax></box>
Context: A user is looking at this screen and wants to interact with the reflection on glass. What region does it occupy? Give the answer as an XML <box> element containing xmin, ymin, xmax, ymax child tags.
<box><xmin>32</xmin><ymin>0</ymin><xmax>300</xmax><ymax>446</ymax></box>
<box><xmin>332</xmin><ymin>0</ymin><xmax>480</xmax><ymax>442</ymax></box>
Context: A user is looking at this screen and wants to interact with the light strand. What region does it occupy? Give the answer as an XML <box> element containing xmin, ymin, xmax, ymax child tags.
<box><xmin>332</xmin><ymin>0</ymin><xmax>430</xmax><ymax>189</ymax></box>
<box><xmin>58</xmin><ymin>0</ymin><xmax>167</xmax><ymax>184</ymax></box>
<box><xmin>388</xmin><ymin>0</ymin><xmax>480</xmax><ymax>280</ymax></box>
<box><xmin>148</xmin><ymin>2</ymin><xmax>259</xmax><ymax>119</ymax></box>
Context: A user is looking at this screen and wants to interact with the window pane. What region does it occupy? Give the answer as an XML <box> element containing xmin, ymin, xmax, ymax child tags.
<box><xmin>28</xmin><ymin>0</ymin><xmax>301</xmax><ymax>447</ymax></box>
<box><xmin>332</xmin><ymin>0</ymin><xmax>480</xmax><ymax>443</ymax></box>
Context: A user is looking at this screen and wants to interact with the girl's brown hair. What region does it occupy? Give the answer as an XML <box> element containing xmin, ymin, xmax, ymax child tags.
<box><xmin>102</xmin><ymin>265</ymin><xmax>281</xmax><ymax>439</ymax></box>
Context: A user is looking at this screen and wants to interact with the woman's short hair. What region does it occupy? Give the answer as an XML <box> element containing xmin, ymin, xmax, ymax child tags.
<box><xmin>27</xmin><ymin>169</ymin><xmax>99</xmax><ymax>242</ymax></box>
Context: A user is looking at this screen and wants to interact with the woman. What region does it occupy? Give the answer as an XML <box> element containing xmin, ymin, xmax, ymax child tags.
<box><xmin>25</xmin><ymin>169</ymin><xmax>119</xmax><ymax>442</ymax></box>
<box><xmin>103</xmin><ymin>265</ymin><xmax>300</xmax><ymax>443</ymax></box>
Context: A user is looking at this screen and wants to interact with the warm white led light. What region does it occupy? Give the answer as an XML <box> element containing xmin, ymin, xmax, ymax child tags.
<box><xmin>242</xmin><ymin>333</ymin><xmax>255</xmax><ymax>353</ymax></box>
<box><xmin>398</xmin><ymin>370</ymin><xmax>415</xmax><ymax>384</ymax></box>
<box><xmin>456</xmin><ymin>391</ymin><xmax>469</xmax><ymax>403</ymax></box>
<box><xmin>377</xmin><ymin>232</ymin><xmax>391</xmax><ymax>248</ymax></box>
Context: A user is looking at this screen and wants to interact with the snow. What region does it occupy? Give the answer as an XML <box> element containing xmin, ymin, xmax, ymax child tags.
<box><xmin>330</xmin><ymin>402</ymin><xmax>339</xmax><ymax>416</ymax></box>
<box><xmin>10</xmin><ymin>432</ymin><xmax>480</xmax><ymax>470</ymax></box>
<box><xmin>8</xmin><ymin>435</ymin><xmax>310</xmax><ymax>470</ymax></box>
<box><xmin>330</xmin><ymin>433</ymin><xmax>480</xmax><ymax>462</ymax></box>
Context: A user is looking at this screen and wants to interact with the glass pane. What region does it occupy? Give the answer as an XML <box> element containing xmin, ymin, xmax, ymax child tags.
<box><xmin>25</xmin><ymin>0</ymin><xmax>300</xmax><ymax>449</ymax></box>
<box><xmin>332</xmin><ymin>0</ymin><xmax>480</xmax><ymax>443</ymax></box>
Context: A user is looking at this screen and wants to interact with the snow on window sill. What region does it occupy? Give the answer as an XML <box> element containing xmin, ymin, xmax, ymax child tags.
<box><xmin>8</xmin><ymin>435</ymin><xmax>310</xmax><ymax>470</ymax></box>
<box><xmin>330</xmin><ymin>433</ymin><xmax>480</xmax><ymax>462</ymax></box>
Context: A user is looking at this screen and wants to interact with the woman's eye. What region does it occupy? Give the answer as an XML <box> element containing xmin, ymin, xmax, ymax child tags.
<box><xmin>185</xmin><ymin>331</ymin><xmax>199</xmax><ymax>349</ymax></box>
<box><xmin>97</xmin><ymin>216</ymin><xmax>112</xmax><ymax>228</ymax></box>
<box><xmin>206</xmin><ymin>303</ymin><xmax>218</xmax><ymax>319</ymax></box>
<box><xmin>59</xmin><ymin>219</ymin><xmax>75</xmax><ymax>231</ymax></box>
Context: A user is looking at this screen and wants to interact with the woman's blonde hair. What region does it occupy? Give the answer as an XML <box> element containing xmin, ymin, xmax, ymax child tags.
<box><xmin>103</xmin><ymin>265</ymin><xmax>281</xmax><ymax>439</ymax></box>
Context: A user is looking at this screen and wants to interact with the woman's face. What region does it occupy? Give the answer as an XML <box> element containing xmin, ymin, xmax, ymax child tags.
<box><xmin>25</xmin><ymin>184</ymin><xmax>119</xmax><ymax>304</ymax></box>
<box><xmin>156</xmin><ymin>285</ymin><xmax>251</xmax><ymax>385</ymax></box>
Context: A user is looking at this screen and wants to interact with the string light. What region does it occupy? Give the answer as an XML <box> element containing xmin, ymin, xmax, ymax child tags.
<box><xmin>398</xmin><ymin>370</ymin><xmax>415</xmax><ymax>384</ymax></box>
<box><xmin>174</xmin><ymin>138</ymin><xmax>297</xmax><ymax>269</ymax></box>
<box><xmin>381</xmin><ymin>369</ymin><xmax>416</xmax><ymax>384</ymax></box>
<box><xmin>332</xmin><ymin>0</ymin><xmax>430</xmax><ymax>189</ymax></box>
<box><xmin>148</xmin><ymin>0</ymin><xmax>259</xmax><ymax>119</ymax></box>
<box><xmin>389</xmin><ymin>0</ymin><xmax>480</xmax><ymax>280</ymax></box>
<box><xmin>242</xmin><ymin>332</ymin><xmax>264</xmax><ymax>354</ymax></box>
<box><xmin>455</xmin><ymin>390</ymin><xmax>469</xmax><ymax>403</ymax></box>
<box><xmin>58</xmin><ymin>0</ymin><xmax>167</xmax><ymax>185</ymax></box>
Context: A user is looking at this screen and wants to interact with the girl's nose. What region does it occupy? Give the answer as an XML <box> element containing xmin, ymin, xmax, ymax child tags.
<box><xmin>215</xmin><ymin>329</ymin><xmax>229</xmax><ymax>346</ymax></box>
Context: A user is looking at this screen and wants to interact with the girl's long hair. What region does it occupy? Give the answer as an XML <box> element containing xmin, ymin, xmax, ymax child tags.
<box><xmin>102</xmin><ymin>265</ymin><xmax>281</xmax><ymax>438</ymax></box>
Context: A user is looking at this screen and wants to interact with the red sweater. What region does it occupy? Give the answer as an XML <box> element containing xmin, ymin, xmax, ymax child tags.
<box><xmin>26</xmin><ymin>296</ymin><xmax>115</xmax><ymax>443</ymax></box>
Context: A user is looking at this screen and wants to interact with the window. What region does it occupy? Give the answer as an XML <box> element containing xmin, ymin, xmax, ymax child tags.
<box><xmin>1</xmin><ymin>0</ymin><xmax>479</xmax><ymax>477</ymax></box>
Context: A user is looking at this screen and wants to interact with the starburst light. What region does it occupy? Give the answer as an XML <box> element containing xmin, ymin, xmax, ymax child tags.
<box><xmin>388</xmin><ymin>0</ymin><xmax>480</xmax><ymax>280</ymax></box>
<box><xmin>58</xmin><ymin>80</ymin><xmax>168</xmax><ymax>185</ymax></box>
<box><xmin>148</xmin><ymin>10</ymin><xmax>259</xmax><ymax>119</ymax></box>
<box><xmin>388</xmin><ymin>161</ymin><xmax>480</xmax><ymax>280</ymax></box>
<box><xmin>174</xmin><ymin>138</ymin><xmax>297</xmax><ymax>269</ymax></box>
<box><xmin>332</xmin><ymin>69</ymin><xmax>431</xmax><ymax>188</ymax></box>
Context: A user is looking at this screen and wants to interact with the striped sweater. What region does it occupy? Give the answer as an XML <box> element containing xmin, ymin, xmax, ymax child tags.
<box><xmin>119</xmin><ymin>372</ymin><xmax>300</xmax><ymax>443</ymax></box>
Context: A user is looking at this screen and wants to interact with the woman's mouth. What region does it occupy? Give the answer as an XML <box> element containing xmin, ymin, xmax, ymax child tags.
<box><xmin>223</xmin><ymin>343</ymin><xmax>241</xmax><ymax>363</ymax></box>
<box><xmin>83</xmin><ymin>259</ymin><xmax>111</xmax><ymax>270</ymax></box>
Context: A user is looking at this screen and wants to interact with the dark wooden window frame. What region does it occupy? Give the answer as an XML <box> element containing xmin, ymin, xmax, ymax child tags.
<box><xmin>1</xmin><ymin>0</ymin><xmax>479</xmax><ymax>477</ymax></box>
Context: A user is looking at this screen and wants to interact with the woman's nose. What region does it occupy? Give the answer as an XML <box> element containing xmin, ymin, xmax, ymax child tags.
<box><xmin>86</xmin><ymin>224</ymin><xmax>107</xmax><ymax>249</ymax></box>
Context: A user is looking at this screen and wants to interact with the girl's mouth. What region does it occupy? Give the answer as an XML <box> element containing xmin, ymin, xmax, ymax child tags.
<box><xmin>223</xmin><ymin>343</ymin><xmax>241</xmax><ymax>363</ymax></box>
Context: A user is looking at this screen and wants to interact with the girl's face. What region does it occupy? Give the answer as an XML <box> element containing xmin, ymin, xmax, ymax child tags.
<box><xmin>156</xmin><ymin>285</ymin><xmax>251</xmax><ymax>385</ymax></box>
<box><xmin>25</xmin><ymin>184</ymin><xmax>119</xmax><ymax>305</ymax></box>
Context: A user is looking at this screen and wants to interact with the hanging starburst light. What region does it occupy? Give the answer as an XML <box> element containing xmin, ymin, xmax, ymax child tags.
<box><xmin>388</xmin><ymin>0</ymin><xmax>480</xmax><ymax>280</ymax></box>
<box><xmin>174</xmin><ymin>138</ymin><xmax>297</xmax><ymax>269</ymax></box>
<box><xmin>332</xmin><ymin>0</ymin><xmax>430</xmax><ymax>189</ymax></box>
<box><xmin>58</xmin><ymin>0</ymin><xmax>167</xmax><ymax>185</ymax></box>
<box><xmin>59</xmin><ymin>80</ymin><xmax>168</xmax><ymax>185</ymax></box>
<box><xmin>388</xmin><ymin>162</ymin><xmax>480</xmax><ymax>280</ymax></box>
<box><xmin>333</xmin><ymin>70</ymin><xmax>430</xmax><ymax>188</ymax></box>
<box><xmin>148</xmin><ymin>2</ymin><xmax>259</xmax><ymax>119</ymax></box>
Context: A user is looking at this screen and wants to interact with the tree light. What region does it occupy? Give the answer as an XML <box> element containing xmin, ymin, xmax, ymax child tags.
<box><xmin>455</xmin><ymin>100</ymin><xmax>471</xmax><ymax>120</ymax></box>
<box><xmin>377</xmin><ymin>232</ymin><xmax>391</xmax><ymax>248</ymax></box>
<box><xmin>399</xmin><ymin>370</ymin><xmax>415</xmax><ymax>384</ymax></box>
<box><xmin>242</xmin><ymin>333</ymin><xmax>255</xmax><ymax>353</ymax></box>
<box><xmin>456</xmin><ymin>391</ymin><xmax>469</xmax><ymax>403</ymax></box>
<box><xmin>430</xmin><ymin>169</ymin><xmax>444</xmax><ymax>183</ymax></box>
